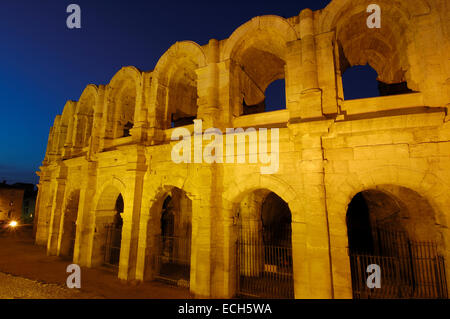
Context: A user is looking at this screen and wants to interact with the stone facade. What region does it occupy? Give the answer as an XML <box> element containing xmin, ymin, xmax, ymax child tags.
<box><xmin>35</xmin><ymin>0</ymin><xmax>450</xmax><ymax>298</ymax></box>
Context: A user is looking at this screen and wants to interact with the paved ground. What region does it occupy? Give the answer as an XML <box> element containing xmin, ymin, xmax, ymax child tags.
<box><xmin>0</xmin><ymin>226</ymin><xmax>192</xmax><ymax>299</ymax></box>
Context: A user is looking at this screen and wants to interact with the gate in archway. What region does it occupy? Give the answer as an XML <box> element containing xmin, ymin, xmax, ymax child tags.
<box><xmin>103</xmin><ymin>222</ymin><xmax>122</xmax><ymax>268</ymax></box>
<box><xmin>236</xmin><ymin>225</ymin><xmax>294</xmax><ymax>298</ymax></box>
<box><xmin>154</xmin><ymin>234</ymin><xmax>191</xmax><ymax>287</ymax></box>
<box><xmin>350</xmin><ymin>228</ymin><xmax>448</xmax><ymax>299</ymax></box>
<box><xmin>68</xmin><ymin>221</ymin><xmax>76</xmax><ymax>258</ymax></box>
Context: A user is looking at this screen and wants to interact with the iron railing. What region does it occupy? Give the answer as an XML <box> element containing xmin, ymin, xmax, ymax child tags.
<box><xmin>236</xmin><ymin>227</ymin><xmax>294</xmax><ymax>299</ymax></box>
<box><xmin>104</xmin><ymin>223</ymin><xmax>122</xmax><ymax>268</ymax></box>
<box><xmin>154</xmin><ymin>235</ymin><xmax>191</xmax><ymax>286</ymax></box>
<box><xmin>68</xmin><ymin>221</ymin><xmax>76</xmax><ymax>259</ymax></box>
<box><xmin>350</xmin><ymin>236</ymin><xmax>447</xmax><ymax>299</ymax></box>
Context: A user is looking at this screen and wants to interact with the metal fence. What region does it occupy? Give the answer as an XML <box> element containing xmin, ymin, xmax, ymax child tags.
<box><xmin>350</xmin><ymin>235</ymin><xmax>448</xmax><ymax>299</ymax></box>
<box><xmin>68</xmin><ymin>221</ymin><xmax>76</xmax><ymax>259</ymax></box>
<box><xmin>236</xmin><ymin>227</ymin><xmax>294</xmax><ymax>299</ymax></box>
<box><xmin>104</xmin><ymin>223</ymin><xmax>122</xmax><ymax>268</ymax></box>
<box><xmin>154</xmin><ymin>235</ymin><xmax>191</xmax><ymax>286</ymax></box>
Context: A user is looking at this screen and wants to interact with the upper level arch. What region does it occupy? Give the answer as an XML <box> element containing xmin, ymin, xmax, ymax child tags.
<box><xmin>57</xmin><ymin>100</ymin><xmax>77</xmax><ymax>156</ymax></box>
<box><xmin>319</xmin><ymin>0</ymin><xmax>430</xmax><ymax>95</ymax></box>
<box><xmin>105</xmin><ymin>66</ymin><xmax>141</xmax><ymax>139</ymax></box>
<box><xmin>222</xmin><ymin>15</ymin><xmax>298</xmax><ymax>116</ymax></box>
<box><xmin>72</xmin><ymin>85</ymin><xmax>98</xmax><ymax>150</ymax></box>
<box><xmin>150</xmin><ymin>41</ymin><xmax>207</xmax><ymax>129</ymax></box>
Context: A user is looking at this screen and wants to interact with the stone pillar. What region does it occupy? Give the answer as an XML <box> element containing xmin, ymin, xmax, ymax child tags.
<box><xmin>316</xmin><ymin>31</ymin><xmax>338</xmax><ymax>116</ymax></box>
<box><xmin>73</xmin><ymin>162</ymin><xmax>97</xmax><ymax>266</ymax></box>
<box><xmin>298</xmin><ymin>9</ymin><xmax>322</xmax><ymax>119</ymax></box>
<box><xmin>34</xmin><ymin>177</ymin><xmax>51</xmax><ymax>246</ymax></box>
<box><xmin>130</xmin><ymin>74</ymin><xmax>148</xmax><ymax>144</ymax></box>
<box><xmin>46</xmin><ymin>177</ymin><xmax>67</xmax><ymax>256</ymax></box>
<box><xmin>190</xmin><ymin>196</ymin><xmax>213</xmax><ymax>297</ymax></box>
<box><xmin>118</xmin><ymin>146</ymin><xmax>146</xmax><ymax>281</ymax></box>
<box><xmin>197</xmin><ymin>39</ymin><xmax>221</xmax><ymax>129</ymax></box>
<box><xmin>211</xmin><ymin>207</ymin><xmax>236</xmax><ymax>298</ymax></box>
<box><xmin>290</xmin><ymin>207</ymin><xmax>308</xmax><ymax>298</ymax></box>
<box><xmin>135</xmin><ymin>196</ymin><xmax>157</xmax><ymax>282</ymax></box>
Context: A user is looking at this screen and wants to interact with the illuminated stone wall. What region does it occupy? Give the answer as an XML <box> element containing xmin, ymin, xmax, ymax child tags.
<box><xmin>34</xmin><ymin>0</ymin><xmax>450</xmax><ymax>298</ymax></box>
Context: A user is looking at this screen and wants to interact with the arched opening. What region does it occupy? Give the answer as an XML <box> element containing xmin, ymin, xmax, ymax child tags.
<box><xmin>92</xmin><ymin>186</ymin><xmax>124</xmax><ymax>270</ymax></box>
<box><xmin>226</xmin><ymin>19</ymin><xmax>292</xmax><ymax>117</ymax></box>
<box><xmin>346</xmin><ymin>186</ymin><xmax>447</xmax><ymax>299</ymax></box>
<box><xmin>106</xmin><ymin>71</ymin><xmax>138</xmax><ymax>140</ymax></box>
<box><xmin>113</xmin><ymin>83</ymin><xmax>136</xmax><ymax>138</ymax></box>
<box><xmin>104</xmin><ymin>194</ymin><xmax>124</xmax><ymax>267</ymax></box>
<box><xmin>336</xmin><ymin>9</ymin><xmax>416</xmax><ymax>101</ymax></box>
<box><xmin>73</xmin><ymin>88</ymin><xmax>95</xmax><ymax>153</ymax></box>
<box><xmin>235</xmin><ymin>49</ymin><xmax>286</xmax><ymax>116</ymax></box>
<box><xmin>145</xmin><ymin>188</ymin><xmax>192</xmax><ymax>287</ymax></box>
<box><xmin>60</xmin><ymin>190</ymin><xmax>80</xmax><ymax>259</ymax></box>
<box><xmin>262</xmin><ymin>79</ymin><xmax>286</xmax><ymax>112</ymax></box>
<box><xmin>235</xmin><ymin>189</ymin><xmax>294</xmax><ymax>298</ymax></box>
<box><xmin>152</xmin><ymin>43</ymin><xmax>206</xmax><ymax>130</ymax></box>
<box><xmin>166</xmin><ymin>64</ymin><xmax>198</xmax><ymax>128</ymax></box>
<box><xmin>342</xmin><ymin>65</ymin><xmax>380</xmax><ymax>100</ymax></box>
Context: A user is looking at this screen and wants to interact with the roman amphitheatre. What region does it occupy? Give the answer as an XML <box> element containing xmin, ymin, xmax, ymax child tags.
<box><xmin>35</xmin><ymin>0</ymin><xmax>450</xmax><ymax>298</ymax></box>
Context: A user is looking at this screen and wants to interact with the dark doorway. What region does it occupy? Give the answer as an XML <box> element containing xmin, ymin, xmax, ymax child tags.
<box><xmin>347</xmin><ymin>191</ymin><xmax>447</xmax><ymax>299</ymax></box>
<box><xmin>104</xmin><ymin>194</ymin><xmax>124</xmax><ymax>268</ymax></box>
<box><xmin>154</xmin><ymin>191</ymin><xmax>192</xmax><ymax>287</ymax></box>
<box><xmin>236</xmin><ymin>191</ymin><xmax>294</xmax><ymax>298</ymax></box>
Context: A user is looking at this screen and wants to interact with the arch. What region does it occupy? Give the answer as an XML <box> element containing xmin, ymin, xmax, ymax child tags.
<box><xmin>105</xmin><ymin>66</ymin><xmax>141</xmax><ymax>139</ymax></box>
<box><xmin>93</xmin><ymin>177</ymin><xmax>127</xmax><ymax>211</ymax></box>
<box><xmin>345</xmin><ymin>186</ymin><xmax>447</xmax><ymax>298</ymax></box>
<box><xmin>327</xmin><ymin>167</ymin><xmax>449</xmax><ymax>229</ymax></box>
<box><xmin>221</xmin><ymin>16</ymin><xmax>298</xmax><ymax>116</ymax></box>
<box><xmin>319</xmin><ymin>0</ymin><xmax>431</xmax><ymax>34</ymax></box>
<box><xmin>222</xmin><ymin>15</ymin><xmax>298</xmax><ymax>61</ymax></box>
<box><xmin>150</xmin><ymin>41</ymin><xmax>207</xmax><ymax>129</ymax></box>
<box><xmin>91</xmin><ymin>180</ymin><xmax>126</xmax><ymax>268</ymax></box>
<box><xmin>326</xmin><ymin>166</ymin><xmax>450</xmax><ymax>297</ymax></box>
<box><xmin>319</xmin><ymin>0</ymin><xmax>428</xmax><ymax>91</ymax></box>
<box><xmin>143</xmin><ymin>185</ymin><xmax>193</xmax><ymax>284</ymax></box>
<box><xmin>73</xmin><ymin>85</ymin><xmax>98</xmax><ymax>150</ymax></box>
<box><xmin>61</xmin><ymin>100</ymin><xmax>77</xmax><ymax>127</ymax></box>
<box><xmin>231</xmin><ymin>186</ymin><xmax>295</xmax><ymax>298</ymax></box>
<box><xmin>54</xmin><ymin>101</ymin><xmax>77</xmax><ymax>155</ymax></box>
<box><xmin>222</xmin><ymin>174</ymin><xmax>300</xmax><ymax>217</ymax></box>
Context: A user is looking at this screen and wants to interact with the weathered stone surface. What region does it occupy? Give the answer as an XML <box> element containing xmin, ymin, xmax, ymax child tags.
<box><xmin>35</xmin><ymin>0</ymin><xmax>450</xmax><ymax>299</ymax></box>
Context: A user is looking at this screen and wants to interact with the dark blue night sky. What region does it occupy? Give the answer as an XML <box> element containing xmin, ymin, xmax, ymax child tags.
<box><xmin>0</xmin><ymin>0</ymin><xmax>378</xmax><ymax>185</ymax></box>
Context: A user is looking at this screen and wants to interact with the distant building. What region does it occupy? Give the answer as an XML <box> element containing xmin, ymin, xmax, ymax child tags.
<box><xmin>0</xmin><ymin>182</ymin><xmax>24</xmax><ymax>222</ymax></box>
<box><xmin>0</xmin><ymin>181</ymin><xmax>37</xmax><ymax>223</ymax></box>
<box><xmin>14</xmin><ymin>183</ymin><xmax>37</xmax><ymax>223</ymax></box>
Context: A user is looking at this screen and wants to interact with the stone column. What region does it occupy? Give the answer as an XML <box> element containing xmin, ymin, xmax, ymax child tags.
<box><xmin>316</xmin><ymin>31</ymin><xmax>338</xmax><ymax>116</ymax></box>
<box><xmin>73</xmin><ymin>162</ymin><xmax>97</xmax><ymax>266</ymax></box>
<box><xmin>298</xmin><ymin>9</ymin><xmax>322</xmax><ymax>119</ymax></box>
<box><xmin>130</xmin><ymin>74</ymin><xmax>148</xmax><ymax>143</ymax></box>
<box><xmin>196</xmin><ymin>39</ymin><xmax>221</xmax><ymax>129</ymax></box>
<box><xmin>46</xmin><ymin>177</ymin><xmax>67</xmax><ymax>256</ymax></box>
<box><xmin>34</xmin><ymin>177</ymin><xmax>51</xmax><ymax>246</ymax></box>
<box><xmin>190</xmin><ymin>196</ymin><xmax>213</xmax><ymax>297</ymax></box>
<box><xmin>135</xmin><ymin>196</ymin><xmax>157</xmax><ymax>282</ymax></box>
<box><xmin>117</xmin><ymin>146</ymin><xmax>146</xmax><ymax>281</ymax></box>
<box><xmin>211</xmin><ymin>206</ymin><xmax>236</xmax><ymax>298</ymax></box>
